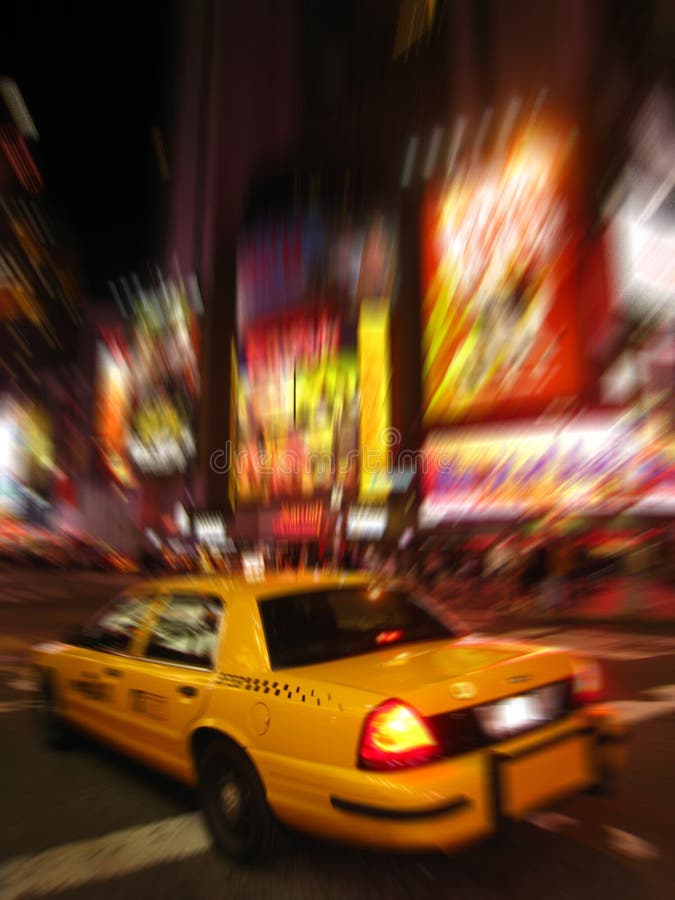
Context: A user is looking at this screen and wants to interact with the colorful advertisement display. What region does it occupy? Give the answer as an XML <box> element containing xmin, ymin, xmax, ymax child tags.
<box><xmin>419</xmin><ymin>418</ymin><xmax>642</xmax><ymax>525</ymax></box>
<box><xmin>127</xmin><ymin>273</ymin><xmax>200</xmax><ymax>476</ymax></box>
<box><xmin>0</xmin><ymin>396</ymin><xmax>54</xmax><ymax>518</ymax></box>
<box><xmin>236</xmin><ymin>213</ymin><xmax>397</xmax><ymax>504</ymax></box>
<box><xmin>421</xmin><ymin>136</ymin><xmax>583</xmax><ymax>425</ymax></box>
<box><xmin>95</xmin><ymin>339</ymin><xmax>134</xmax><ymax>487</ymax></box>
<box><xmin>237</xmin><ymin>323</ymin><xmax>358</xmax><ymax>501</ymax></box>
<box><xmin>631</xmin><ymin>412</ymin><xmax>675</xmax><ymax>514</ymax></box>
<box><xmin>96</xmin><ymin>271</ymin><xmax>201</xmax><ymax>482</ymax></box>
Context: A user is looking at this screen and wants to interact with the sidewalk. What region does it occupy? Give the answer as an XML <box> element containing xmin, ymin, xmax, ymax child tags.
<box><xmin>437</xmin><ymin>575</ymin><xmax>675</xmax><ymax>630</ymax></box>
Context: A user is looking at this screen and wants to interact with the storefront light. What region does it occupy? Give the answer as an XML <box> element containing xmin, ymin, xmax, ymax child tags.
<box><xmin>0</xmin><ymin>419</ymin><xmax>13</xmax><ymax>471</ymax></box>
<box><xmin>195</xmin><ymin>513</ymin><xmax>226</xmax><ymax>546</ymax></box>
<box><xmin>347</xmin><ymin>506</ymin><xmax>388</xmax><ymax>539</ymax></box>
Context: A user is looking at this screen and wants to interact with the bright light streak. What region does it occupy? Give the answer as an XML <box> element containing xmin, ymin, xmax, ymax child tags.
<box><xmin>0</xmin><ymin>78</ymin><xmax>39</xmax><ymax>140</ymax></box>
<box><xmin>472</xmin><ymin>108</ymin><xmax>493</xmax><ymax>160</ymax></box>
<box><xmin>496</xmin><ymin>97</ymin><xmax>521</xmax><ymax>155</ymax></box>
<box><xmin>347</xmin><ymin>506</ymin><xmax>388</xmax><ymax>539</ymax></box>
<box><xmin>424</xmin><ymin>126</ymin><xmax>443</xmax><ymax>179</ymax></box>
<box><xmin>0</xmin><ymin>419</ymin><xmax>13</xmax><ymax>471</ymax></box>
<box><xmin>195</xmin><ymin>513</ymin><xmax>226</xmax><ymax>546</ymax></box>
<box><xmin>242</xmin><ymin>552</ymin><xmax>265</xmax><ymax>581</ymax></box>
<box><xmin>614</xmin><ymin>204</ymin><xmax>675</xmax><ymax>318</ymax></box>
<box><xmin>401</xmin><ymin>135</ymin><xmax>419</xmax><ymax>187</ymax></box>
<box><xmin>446</xmin><ymin>117</ymin><xmax>466</xmax><ymax>177</ymax></box>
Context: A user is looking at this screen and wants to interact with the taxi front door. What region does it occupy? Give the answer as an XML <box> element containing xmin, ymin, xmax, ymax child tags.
<box><xmin>60</xmin><ymin>593</ymin><xmax>155</xmax><ymax>742</ymax></box>
<box><xmin>60</xmin><ymin>645</ymin><xmax>124</xmax><ymax>737</ymax></box>
<box><xmin>113</xmin><ymin>593</ymin><xmax>223</xmax><ymax>779</ymax></box>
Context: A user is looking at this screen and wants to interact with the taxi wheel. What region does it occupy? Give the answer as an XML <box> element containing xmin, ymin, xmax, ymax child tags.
<box><xmin>38</xmin><ymin>678</ymin><xmax>75</xmax><ymax>750</ymax></box>
<box><xmin>198</xmin><ymin>738</ymin><xmax>281</xmax><ymax>862</ymax></box>
<box><xmin>586</xmin><ymin>766</ymin><xmax>614</xmax><ymax>797</ymax></box>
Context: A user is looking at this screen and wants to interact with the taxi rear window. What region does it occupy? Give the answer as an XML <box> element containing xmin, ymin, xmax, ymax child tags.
<box><xmin>258</xmin><ymin>587</ymin><xmax>454</xmax><ymax>669</ymax></box>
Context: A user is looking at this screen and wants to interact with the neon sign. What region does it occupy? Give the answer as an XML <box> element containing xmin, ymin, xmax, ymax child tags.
<box><xmin>244</xmin><ymin>312</ymin><xmax>340</xmax><ymax>376</ymax></box>
<box><xmin>273</xmin><ymin>502</ymin><xmax>324</xmax><ymax>538</ymax></box>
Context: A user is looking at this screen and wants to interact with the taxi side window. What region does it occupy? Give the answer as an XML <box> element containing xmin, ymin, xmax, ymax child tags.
<box><xmin>145</xmin><ymin>594</ymin><xmax>223</xmax><ymax>669</ymax></box>
<box><xmin>84</xmin><ymin>595</ymin><xmax>151</xmax><ymax>654</ymax></box>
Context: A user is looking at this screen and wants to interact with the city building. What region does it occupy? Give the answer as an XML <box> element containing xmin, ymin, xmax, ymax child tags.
<box><xmin>160</xmin><ymin>0</ymin><xmax>674</xmax><ymax>558</ymax></box>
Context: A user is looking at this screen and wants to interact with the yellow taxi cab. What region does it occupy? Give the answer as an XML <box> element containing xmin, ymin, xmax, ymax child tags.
<box><xmin>31</xmin><ymin>572</ymin><xmax>626</xmax><ymax>861</ymax></box>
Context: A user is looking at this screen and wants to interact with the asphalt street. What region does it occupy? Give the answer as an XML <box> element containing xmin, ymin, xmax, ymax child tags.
<box><xmin>0</xmin><ymin>567</ymin><xmax>674</xmax><ymax>899</ymax></box>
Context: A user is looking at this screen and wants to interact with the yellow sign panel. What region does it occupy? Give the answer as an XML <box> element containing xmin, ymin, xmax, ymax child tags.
<box><xmin>358</xmin><ymin>299</ymin><xmax>392</xmax><ymax>501</ymax></box>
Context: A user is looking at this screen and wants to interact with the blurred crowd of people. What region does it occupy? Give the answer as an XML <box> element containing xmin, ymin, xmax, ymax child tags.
<box><xmin>3</xmin><ymin>519</ymin><xmax>672</xmax><ymax>623</ymax></box>
<box><xmin>349</xmin><ymin>528</ymin><xmax>674</xmax><ymax>618</ymax></box>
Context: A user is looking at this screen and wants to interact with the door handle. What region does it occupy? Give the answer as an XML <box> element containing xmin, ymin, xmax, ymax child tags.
<box><xmin>178</xmin><ymin>685</ymin><xmax>198</xmax><ymax>697</ymax></box>
<box><xmin>104</xmin><ymin>667</ymin><xmax>122</xmax><ymax>677</ymax></box>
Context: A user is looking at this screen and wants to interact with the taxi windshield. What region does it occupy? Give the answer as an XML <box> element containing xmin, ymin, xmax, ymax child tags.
<box><xmin>258</xmin><ymin>587</ymin><xmax>455</xmax><ymax>669</ymax></box>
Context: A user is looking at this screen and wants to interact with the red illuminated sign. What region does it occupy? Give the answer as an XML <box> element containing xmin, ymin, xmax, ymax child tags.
<box><xmin>244</xmin><ymin>310</ymin><xmax>340</xmax><ymax>377</ymax></box>
<box><xmin>273</xmin><ymin>502</ymin><xmax>325</xmax><ymax>538</ymax></box>
<box><xmin>421</xmin><ymin>139</ymin><xmax>584</xmax><ymax>424</ymax></box>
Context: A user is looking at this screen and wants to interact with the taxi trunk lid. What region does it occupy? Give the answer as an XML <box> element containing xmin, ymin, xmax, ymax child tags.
<box><xmin>295</xmin><ymin>635</ymin><xmax>573</xmax><ymax>716</ymax></box>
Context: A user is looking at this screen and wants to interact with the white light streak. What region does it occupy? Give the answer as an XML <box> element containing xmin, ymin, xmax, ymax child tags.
<box><xmin>401</xmin><ymin>135</ymin><xmax>419</xmax><ymax>187</ymax></box>
<box><xmin>423</xmin><ymin>126</ymin><xmax>443</xmax><ymax>179</ymax></box>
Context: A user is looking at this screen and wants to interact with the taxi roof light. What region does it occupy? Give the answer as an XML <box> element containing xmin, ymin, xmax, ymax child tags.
<box><xmin>358</xmin><ymin>699</ymin><xmax>440</xmax><ymax>770</ymax></box>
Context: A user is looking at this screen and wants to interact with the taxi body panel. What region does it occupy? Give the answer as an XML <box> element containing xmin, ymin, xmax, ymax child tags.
<box><xmin>250</xmin><ymin>713</ymin><xmax>598</xmax><ymax>849</ymax></box>
<box><xmin>31</xmin><ymin>573</ymin><xmax>625</xmax><ymax>853</ymax></box>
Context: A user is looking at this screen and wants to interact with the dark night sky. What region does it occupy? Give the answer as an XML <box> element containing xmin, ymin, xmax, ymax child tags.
<box><xmin>0</xmin><ymin>1</ymin><xmax>176</xmax><ymax>295</ymax></box>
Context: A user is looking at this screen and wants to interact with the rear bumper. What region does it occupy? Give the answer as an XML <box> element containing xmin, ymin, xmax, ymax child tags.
<box><xmin>584</xmin><ymin>703</ymin><xmax>630</xmax><ymax>782</ymax></box>
<box><xmin>256</xmin><ymin>708</ymin><xmax>623</xmax><ymax>851</ymax></box>
<box><xmin>330</xmin><ymin>794</ymin><xmax>471</xmax><ymax>821</ymax></box>
<box><xmin>490</xmin><ymin>724</ymin><xmax>596</xmax><ymax>819</ymax></box>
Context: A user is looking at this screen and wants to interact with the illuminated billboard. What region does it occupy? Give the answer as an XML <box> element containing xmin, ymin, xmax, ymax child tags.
<box><xmin>358</xmin><ymin>299</ymin><xmax>392</xmax><ymax>501</ymax></box>
<box><xmin>608</xmin><ymin>84</ymin><xmax>675</xmax><ymax>324</ymax></box>
<box><xmin>95</xmin><ymin>339</ymin><xmax>134</xmax><ymax>487</ymax></box>
<box><xmin>236</xmin><ymin>213</ymin><xmax>397</xmax><ymax>504</ymax></box>
<box><xmin>97</xmin><ymin>271</ymin><xmax>201</xmax><ymax>480</ymax></box>
<box><xmin>421</xmin><ymin>136</ymin><xmax>583</xmax><ymax>424</ymax></box>
<box><xmin>237</xmin><ymin>334</ymin><xmax>358</xmax><ymax>502</ymax></box>
<box><xmin>419</xmin><ymin>418</ymin><xmax>642</xmax><ymax>524</ymax></box>
<box><xmin>630</xmin><ymin>412</ymin><xmax>675</xmax><ymax>514</ymax></box>
<box><xmin>127</xmin><ymin>273</ymin><xmax>200</xmax><ymax>475</ymax></box>
<box><xmin>0</xmin><ymin>396</ymin><xmax>54</xmax><ymax>517</ymax></box>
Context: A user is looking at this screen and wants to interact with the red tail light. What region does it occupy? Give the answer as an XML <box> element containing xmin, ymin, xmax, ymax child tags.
<box><xmin>375</xmin><ymin>629</ymin><xmax>403</xmax><ymax>645</ymax></box>
<box><xmin>358</xmin><ymin>699</ymin><xmax>440</xmax><ymax>770</ymax></box>
<box><xmin>572</xmin><ymin>660</ymin><xmax>604</xmax><ymax>705</ymax></box>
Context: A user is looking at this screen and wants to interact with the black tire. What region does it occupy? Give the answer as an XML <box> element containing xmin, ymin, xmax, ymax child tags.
<box><xmin>585</xmin><ymin>769</ymin><xmax>614</xmax><ymax>797</ymax></box>
<box><xmin>37</xmin><ymin>676</ymin><xmax>75</xmax><ymax>750</ymax></box>
<box><xmin>197</xmin><ymin>738</ymin><xmax>281</xmax><ymax>862</ymax></box>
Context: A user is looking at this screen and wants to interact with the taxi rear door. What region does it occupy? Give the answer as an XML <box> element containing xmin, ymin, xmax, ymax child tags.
<box><xmin>114</xmin><ymin>591</ymin><xmax>224</xmax><ymax>777</ymax></box>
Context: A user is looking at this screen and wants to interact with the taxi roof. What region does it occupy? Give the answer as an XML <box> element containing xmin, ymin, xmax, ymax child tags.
<box><xmin>133</xmin><ymin>570</ymin><xmax>371</xmax><ymax>600</ymax></box>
